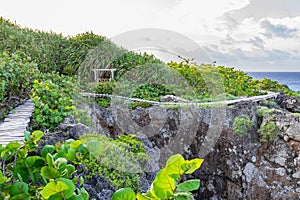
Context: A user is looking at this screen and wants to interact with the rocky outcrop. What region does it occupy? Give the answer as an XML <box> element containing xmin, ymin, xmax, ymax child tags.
<box><xmin>277</xmin><ymin>94</ymin><xmax>300</xmax><ymax>113</ymax></box>
<box><xmin>38</xmin><ymin>94</ymin><xmax>300</xmax><ymax>199</ymax></box>
<box><xmin>87</xmin><ymin>94</ymin><xmax>300</xmax><ymax>199</ymax></box>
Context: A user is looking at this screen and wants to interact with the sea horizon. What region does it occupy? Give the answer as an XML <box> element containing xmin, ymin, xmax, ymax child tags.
<box><xmin>247</xmin><ymin>72</ymin><xmax>300</xmax><ymax>91</ymax></box>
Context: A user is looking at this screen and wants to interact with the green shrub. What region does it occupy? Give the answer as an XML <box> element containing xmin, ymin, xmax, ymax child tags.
<box><xmin>80</xmin><ymin>134</ymin><xmax>148</xmax><ymax>191</ymax></box>
<box><xmin>111</xmin><ymin>51</ymin><xmax>162</xmax><ymax>80</ymax></box>
<box><xmin>218</xmin><ymin>66</ymin><xmax>262</xmax><ymax>97</ymax></box>
<box><xmin>256</xmin><ymin>106</ymin><xmax>281</xmax><ymax>118</ymax></box>
<box><xmin>0</xmin><ymin>51</ymin><xmax>39</xmax><ymax>119</ymax></box>
<box><xmin>0</xmin><ymin>130</ymin><xmax>89</xmax><ymax>199</ymax></box>
<box><xmin>258</xmin><ymin>123</ymin><xmax>280</xmax><ymax>142</ymax></box>
<box><xmin>131</xmin><ymin>83</ymin><xmax>175</xmax><ymax>102</ymax></box>
<box><xmin>112</xmin><ymin>154</ymin><xmax>204</xmax><ymax>200</ymax></box>
<box><xmin>31</xmin><ymin>74</ymin><xmax>76</xmax><ymax>130</ymax></box>
<box><xmin>262</xmin><ymin>99</ymin><xmax>278</xmax><ymax>107</ymax></box>
<box><xmin>130</xmin><ymin>101</ymin><xmax>152</xmax><ymax>110</ymax></box>
<box><xmin>168</xmin><ymin>61</ymin><xmax>264</xmax><ymax>100</ymax></box>
<box><xmin>233</xmin><ymin>116</ymin><xmax>254</xmax><ymax>136</ymax></box>
<box><xmin>258</xmin><ymin>78</ymin><xmax>299</xmax><ymax>97</ymax></box>
<box><xmin>0</xmin><ymin>18</ymin><xmax>105</xmax><ymax>74</ymax></box>
<box><xmin>95</xmin><ymin>81</ymin><xmax>117</xmax><ymax>107</ymax></box>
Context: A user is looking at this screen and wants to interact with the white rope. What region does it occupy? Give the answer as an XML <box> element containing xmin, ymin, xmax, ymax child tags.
<box><xmin>80</xmin><ymin>92</ymin><xmax>280</xmax><ymax>106</ymax></box>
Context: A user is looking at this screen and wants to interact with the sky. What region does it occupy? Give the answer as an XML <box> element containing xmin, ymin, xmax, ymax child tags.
<box><xmin>1</xmin><ymin>0</ymin><xmax>300</xmax><ymax>72</ymax></box>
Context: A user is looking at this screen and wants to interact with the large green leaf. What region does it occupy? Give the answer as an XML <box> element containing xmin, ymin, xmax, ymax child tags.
<box><xmin>17</xmin><ymin>149</ymin><xmax>27</xmax><ymax>159</ymax></box>
<box><xmin>10</xmin><ymin>182</ymin><xmax>29</xmax><ymax>196</ymax></box>
<box><xmin>46</xmin><ymin>153</ymin><xmax>54</xmax><ymax>167</ymax></box>
<box><xmin>24</xmin><ymin>130</ymin><xmax>31</xmax><ymax>141</ymax></box>
<box><xmin>67</xmin><ymin>148</ymin><xmax>76</xmax><ymax>162</ymax></box>
<box><xmin>56</xmin><ymin>178</ymin><xmax>75</xmax><ymax>198</ymax></box>
<box><xmin>165</xmin><ymin>154</ymin><xmax>185</xmax><ymax>178</ymax></box>
<box><xmin>25</xmin><ymin>156</ymin><xmax>45</xmax><ymax>168</ymax></box>
<box><xmin>70</xmin><ymin>140</ymin><xmax>82</xmax><ymax>148</ymax></box>
<box><xmin>6</xmin><ymin>142</ymin><xmax>21</xmax><ymax>150</ymax></box>
<box><xmin>87</xmin><ymin>140</ymin><xmax>102</xmax><ymax>158</ymax></box>
<box><xmin>176</xmin><ymin>179</ymin><xmax>200</xmax><ymax>192</ymax></box>
<box><xmin>80</xmin><ymin>188</ymin><xmax>89</xmax><ymax>200</ymax></box>
<box><xmin>112</xmin><ymin>188</ymin><xmax>136</xmax><ymax>200</ymax></box>
<box><xmin>173</xmin><ymin>192</ymin><xmax>192</xmax><ymax>200</ymax></box>
<box><xmin>10</xmin><ymin>193</ymin><xmax>30</xmax><ymax>200</ymax></box>
<box><xmin>181</xmin><ymin>158</ymin><xmax>204</xmax><ymax>174</ymax></box>
<box><xmin>136</xmin><ymin>193</ymin><xmax>153</xmax><ymax>200</ymax></box>
<box><xmin>54</xmin><ymin>157</ymin><xmax>68</xmax><ymax>171</ymax></box>
<box><xmin>30</xmin><ymin>130</ymin><xmax>44</xmax><ymax>144</ymax></box>
<box><xmin>42</xmin><ymin>181</ymin><xmax>68</xmax><ymax>199</ymax></box>
<box><xmin>41</xmin><ymin>145</ymin><xmax>55</xmax><ymax>158</ymax></box>
<box><xmin>48</xmin><ymin>193</ymin><xmax>64</xmax><ymax>200</ymax></box>
<box><xmin>151</xmin><ymin>168</ymin><xmax>175</xmax><ymax>199</ymax></box>
<box><xmin>0</xmin><ymin>171</ymin><xmax>7</xmax><ymax>184</ymax></box>
<box><xmin>41</xmin><ymin>166</ymin><xmax>60</xmax><ymax>179</ymax></box>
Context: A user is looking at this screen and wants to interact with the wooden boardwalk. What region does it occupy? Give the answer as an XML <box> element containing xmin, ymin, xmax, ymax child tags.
<box><xmin>0</xmin><ymin>99</ymin><xmax>34</xmax><ymax>146</ymax></box>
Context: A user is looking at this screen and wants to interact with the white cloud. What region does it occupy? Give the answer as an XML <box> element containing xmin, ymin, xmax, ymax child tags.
<box><xmin>266</xmin><ymin>16</ymin><xmax>300</xmax><ymax>29</ymax></box>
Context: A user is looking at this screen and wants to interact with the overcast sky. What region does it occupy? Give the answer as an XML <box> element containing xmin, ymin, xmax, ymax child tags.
<box><xmin>1</xmin><ymin>0</ymin><xmax>300</xmax><ymax>71</ymax></box>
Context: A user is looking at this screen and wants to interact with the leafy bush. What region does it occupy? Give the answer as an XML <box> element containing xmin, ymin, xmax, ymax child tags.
<box><xmin>112</xmin><ymin>154</ymin><xmax>204</xmax><ymax>200</ymax></box>
<box><xmin>233</xmin><ymin>116</ymin><xmax>254</xmax><ymax>136</ymax></box>
<box><xmin>131</xmin><ymin>83</ymin><xmax>175</xmax><ymax>102</ymax></box>
<box><xmin>0</xmin><ymin>51</ymin><xmax>39</xmax><ymax>119</ymax></box>
<box><xmin>111</xmin><ymin>52</ymin><xmax>162</xmax><ymax>80</ymax></box>
<box><xmin>0</xmin><ymin>17</ymin><xmax>105</xmax><ymax>74</ymax></box>
<box><xmin>217</xmin><ymin>66</ymin><xmax>263</xmax><ymax>97</ymax></box>
<box><xmin>31</xmin><ymin>74</ymin><xmax>76</xmax><ymax>130</ymax></box>
<box><xmin>258</xmin><ymin>123</ymin><xmax>280</xmax><ymax>142</ymax></box>
<box><xmin>256</xmin><ymin>106</ymin><xmax>281</xmax><ymax>118</ymax></box>
<box><xmin>80</xmin><ymin>134</ymin><xmax>148</xmax><ymax>191</ymax></box>
<box><xmin>168</xmin><ymin>61</ymin><xmax>264</xmax><ymax>101</ymax></box>
<box><xmin>0</xmin><ymin>130</ymin><xmax>89</xmax><ymax>199</ymax></box>
<box><xmin>130</xmin><ymin>102</ymin><xmax>152</xmax><ymax>110</ymax></box>
<box><xmin>95</xmin><ymin>81</ymin><xmax>117</xmax><ymax>107</ymax></box>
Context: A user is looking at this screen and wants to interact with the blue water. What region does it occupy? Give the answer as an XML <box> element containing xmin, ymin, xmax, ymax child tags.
<box><xmin>247</xmin><ymin>72</ymin><xmax>300</xmax><ymax>91</ymax></box>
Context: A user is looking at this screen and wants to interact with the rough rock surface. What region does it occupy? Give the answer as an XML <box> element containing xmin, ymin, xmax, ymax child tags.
<box><xmin>277</xmin><ymin>94</ymin><xmax>300</xmax><ymax>113</ymax></box>
<box><xmin>87</xmin><ymin>95</ymin><xmax>300</xmax><ymax>199</ymax></box>
<box><xmin>38</xmin><ymin>94</ymin><xmax>300</xmax><ymax>200</ymax></box>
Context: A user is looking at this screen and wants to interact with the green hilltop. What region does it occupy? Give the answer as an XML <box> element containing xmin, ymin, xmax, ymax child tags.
<box><xmin>0</xmin><ymin>17</ymin><xmax>298</xmax><ymax>126</ymax></box>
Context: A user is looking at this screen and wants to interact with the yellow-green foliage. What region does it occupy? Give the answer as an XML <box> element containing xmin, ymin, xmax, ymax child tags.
<box><xmin>168</xmin><ymin>61</ymin><xmax>265</xmax><ymax>100</ymax></box>
<box><xmin>233</xmin><ymin>116</ymin><xmax>254</xmax><ymax>136</ymax></box>
<box><xmin>0</xmin><ymin>17</ymin><xmax>105</xmax><ymax>74</ymax></box>
<box><xmin>31</xmin><ymin>74</ymin><xmax>76</xmax><ymax>130</ymax></box>
<box><xmin>0</xmin><ymin>131</ymin><xmax>89</xmax><ymax>200</ymax></box>
<box><xmin>258</xmin><ymin>78</ymin><xmax>299</xmax><ymax>97</ymax></box>
<box><xmin>258</xmin><ymin>123</ymin><xmax>280</xmax><ymax>142</ymax></box>
<box><xmin>80</xmin><ymin>134</ymin><xmax>148</xmax><ymax>191</ymax></box>
<box><xmin>256</xmin><ymin>106</ymin><xmax>282</xmax><ymax>118</ymax></box>
<box><xmin>0</xmin><ymin>51</ymin><xmax>39</xmax><ymax>119</ymax></box>
<box><xmin>112</xmin><ymin>154</ymin><xmax>204</xmax><ymax>200</ymax></box>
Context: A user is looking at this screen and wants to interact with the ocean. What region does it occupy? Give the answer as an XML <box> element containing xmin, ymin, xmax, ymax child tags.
<box><xmin>247</xmin><ymin>72</ymin><xmax>300</xmax><ymax>92</ymax></box>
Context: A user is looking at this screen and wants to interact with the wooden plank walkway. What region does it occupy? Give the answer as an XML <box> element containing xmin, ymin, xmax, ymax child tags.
<box><xmin>0</xmin><ymin>99</ymin><xmax>34</xmax><ymax>146</ymax></box>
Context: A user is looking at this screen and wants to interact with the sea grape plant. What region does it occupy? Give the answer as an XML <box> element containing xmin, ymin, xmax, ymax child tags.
<box><xmin>112</xmin><ymin>154</ymin><xmax>204</xmax><ymax>200</ymax></box>
<box><xmin>0</xmin><ymin>131</ymin><xmax>92</xmax><ymax>199</ymax></box>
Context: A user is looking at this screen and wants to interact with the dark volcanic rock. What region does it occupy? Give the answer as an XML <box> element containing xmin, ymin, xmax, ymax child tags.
<box><xmin>131</xmin><ymin>107</ymin><xmax>151</xmax><ymax>126</ymax></box>
<box><xmin>38</xmin><ymin>97</ymin><xmax>300</xmax><ymax>199</ymax></box>
<box><xmin>83</xmin><ymin>175</ymin><xmax>115</xmax><ymax>200</ymax></box>
<box><xmin>277</xmin><ymin>94</ymin><xmax>300</xmax><ymax>113</ymax></box>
